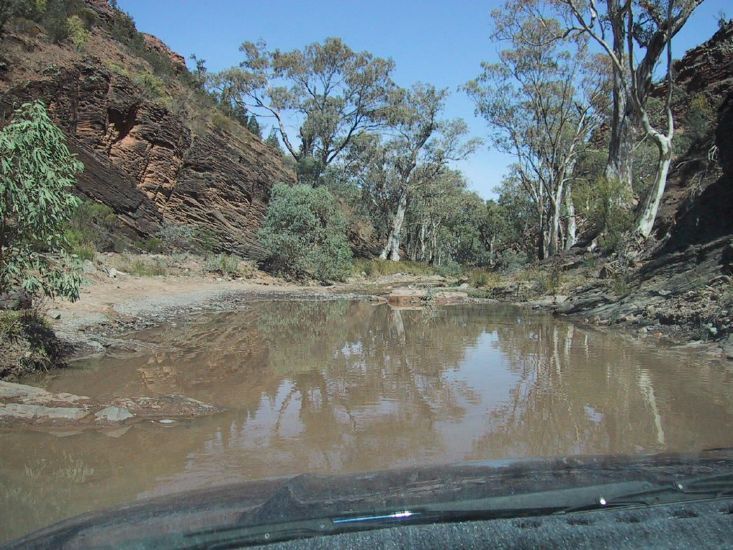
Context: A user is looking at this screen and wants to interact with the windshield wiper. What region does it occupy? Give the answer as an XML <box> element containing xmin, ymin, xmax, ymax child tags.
<box><xmin>175</xmin><ymin>473</ymin><xmax>733</xmax><ymax>548</ymax></box>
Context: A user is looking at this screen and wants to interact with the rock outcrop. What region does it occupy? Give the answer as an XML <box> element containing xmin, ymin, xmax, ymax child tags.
<box><xmin>0</xmin><ymin>381</ymin><xmax>222</xmax><ymax>429</ymax></box>
<box><xmin>0</xmin><ymin>0</ymin><xmax>294</xmax><ymax>257</ymax></box>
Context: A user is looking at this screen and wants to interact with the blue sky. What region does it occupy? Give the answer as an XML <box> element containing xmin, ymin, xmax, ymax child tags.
<box><xmin>118</xmin><ymin>0</ymin><xmax>729</xmax><ymax>199</ymax></box>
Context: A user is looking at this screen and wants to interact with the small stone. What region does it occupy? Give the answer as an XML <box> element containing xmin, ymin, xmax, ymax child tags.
<box><xmin>82</xmin><ymin>260</ymin><xmax>96</xmax><ymax>274</ymax></box>
<box><xmin>94</xmin><ymin>406</ymin><xmax>134</xmax><ymax>423</ymax></box>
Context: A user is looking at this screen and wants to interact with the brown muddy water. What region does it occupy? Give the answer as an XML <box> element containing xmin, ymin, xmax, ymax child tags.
<box><xmin>1</xmin><ymin>300</ymin><xmax>732</xmax><ymax>541</ymax></box>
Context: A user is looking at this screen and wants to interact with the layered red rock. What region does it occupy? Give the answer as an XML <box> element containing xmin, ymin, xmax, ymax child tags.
<box><xmin>0</xmin><ymin>3</ymin><xmax>294</xmax><ymax>257</ymax></box>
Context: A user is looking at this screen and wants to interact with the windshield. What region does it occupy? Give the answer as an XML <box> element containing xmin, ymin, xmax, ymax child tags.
<box><xmin>0</xmin><ymin>0</ymin><xmax>732</xmax><ymax>546</ymax></box>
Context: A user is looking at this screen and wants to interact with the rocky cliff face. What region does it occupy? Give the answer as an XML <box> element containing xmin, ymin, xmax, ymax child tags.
<box><xmin>653</xmin><ymin>21</ymin><xmax>733</xmax><ymax>250</ymax></box>
<box><xmin>0</xmin><ymin>1</ymin><xmax>294</xmax><ymax>256</ymax></box>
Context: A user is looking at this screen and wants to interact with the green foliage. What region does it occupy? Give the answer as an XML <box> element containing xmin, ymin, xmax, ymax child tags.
<box><xmin>351</xmin><ymin>258</ymin><xmax>448</xmax><ymax>278</ymax></box>
<box><xmin>673</xmin><ymin>93</ymin><xmax>717</xmax><ymax>155</ymax></box>
<box><xmin>139</xmin><ymin>223</ymin><xmax>219</xmax><ymax>255</ymax></box>
<box><xmin>205</xmin><ymin>253</ymin><xmax>248</xmax><ymax>278</ymax></box>
<box><xmin>468</xmin><ymin>269</ymin><xmax>499</xmax><ymax>288</ymax></box>
<box><xmin>536</xmin><ymin>264</ymin><xmax>562</xmax><ymax>295</ymax></box>
<box><xmin>0</xmin><ymin>310</ymin><xmax>24</xmax><ymax>340</ymax></box>
<box><xmin>66</xmin><ymin>14</ymin><xmax>89</xmax><ymax>49</ymax></box>
<box><xmin>435</xmin><ymin>260</ymin><xmax>463</xmax><ymax>278</ymax></box>
<box><xmin>574</xmin><ymin>176</ymin><xmax>634</xmax><ymax>253</ymax></box>
<box><xmin>246</xmin><ymin>114</ymin><xmax>261</xmax><ymax>138</ymax></box>
<box><xmin>259</xmin><ymin>184</ymin><xmax>352</xmax><ymax>281</ymax></box>
<box><xmin>265</xmin><ymin>128</ymin><xmax>283</xmax><ymax>155</ymax></box>
<box><xmin>0</xmin><ymin>101</ymin><xmax>84</xmax><ymax>301</ymax></box>
<box><xmin>0</xmin><ymin>0</ymin><xmax>92</xmax><ymax>44</ymax></box>
<box><xmin>610</xmin><ymin>273</ymin><xmax>631</xmax><ymax>297</ymax></box>
<box><xmin>296</xmin><ymin>156</ymin><xmax>325</xmax><ymax>186</ymax></box>
<box><xmin>152</xmin><ymin>223</ymin><xmax>199</xmax><ymax>252</ymax></box>
<box><xmin>214</xmin><ymin>37</ymin><xmax>396</xmax><ymax>182</ymax></box>
<box><xmin>0</xmin><ymin>309</ymin><xmax>62</xmax><ymax>378</ymax></box>
<box><xmin>193</xmin><ymin>227</ymin><xmax>218</xmax><ymax>253</ymax></box>
<box><xmin>110</xmin><ymin>255</ymin><xmax>167</xmax><ymax>277</ymax></box>
<box><xmin>64</xmin><ymin>199</ymin><xmax>117</xmax><ymax>259</ymax></box>
<box><xmin>132</xmin><ymin>70</ymin><xmax>167</xmax><ymax>100</ymax></box>
<box><xmin>139</xmin><ymin>237</ymin><xmax>164</xmax><ymax>254</ymax></box>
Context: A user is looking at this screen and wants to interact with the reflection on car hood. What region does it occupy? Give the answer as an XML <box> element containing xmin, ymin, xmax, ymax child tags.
<box><xmin>6</xmin><ymin>449</ymin><xmax>733</xmax><ymax>549</ymax></box>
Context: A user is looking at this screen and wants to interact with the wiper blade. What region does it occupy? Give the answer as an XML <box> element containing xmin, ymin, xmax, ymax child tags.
<box><xmin>180</xmin><ymin>475</ymin><xmax>733</xmax><ymax>548</ymax></box>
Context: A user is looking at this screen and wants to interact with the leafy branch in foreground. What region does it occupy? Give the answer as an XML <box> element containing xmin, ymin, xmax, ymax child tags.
<box><xmin>0</xmin><ymin>101</ymin><xmax>84</xmax><ymax>302</ymax></box>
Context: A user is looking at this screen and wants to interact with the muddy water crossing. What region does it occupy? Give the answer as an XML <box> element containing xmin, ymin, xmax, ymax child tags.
<box><xmin>1</xmin><ymin>301</ymin><xmax>732</xmax><ymax>541</ymax></box>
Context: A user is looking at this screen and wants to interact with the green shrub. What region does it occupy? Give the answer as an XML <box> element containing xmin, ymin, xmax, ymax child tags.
<box><xmin>435</xmin><ymin>260</ymin><xmax>463</xmax><ymax>278</ymax></box>
<box><xmin>132</xmin><ymin>71</ymin><xmax>166</xmax><ymax>99</ymax></box>
<box><xmin>66</xmin><ymin>14</ymin><xmax>89</xmax><ymax>49</ymax></box>
<box><xmin>194</xmin><ymin>227</ymin><xmax>219</xmax><ymax>254</ymax></box>
<box><xmin>575</xmin><ymin>176</ymin><xmax>634</xmax><ymax>254</ymax></box>
<box><xmin>536</xmin><ymin>265</ymin><xmax>562</xmax><ymax>294</ymax></box>
<box><xmin>71</xmin><ymin>241</ymin><xmax>96</xmax><ymax>261</ymax></box>
<box><xmin>110</xmin><ymin>255</ymin><xmax>167</xmax><ymax>277</ymax></box>
<box><xmin>205</xmin><ymin>253</ymin><xmax>245</xmax><ymax>277</ymax></box>
<box><xmin>259</xmin><ymin>183</ymin><xmax>352</xmax><ymax>282</ymax></box>
<box><xmin>610</xmin><ymin>273</ymin><xmax>631</xmax><ymax>296</ymax></box>
<box><xmin>64</xmin><ymin>199</ymin><xmax>117</xmax><ymax>257</ymax></box>
<box><xmin>154</xmin><ymin>223</ymin><xmax>195</xmax><ymax>252</ymax></box>
<box><xmin>0</xmin><ymin>310</ymin><xmax>24</xmax><ymax>340</ymax></box>
<box><xmin>351</xmin><ymin>258</ymin><xmax>441</xmax><ymax>278</ymax></box>
<box><xmin>468</xmin><ymin>269</ymin><xmax>499</xmax><ymax>288</ymax></box>
<box><xmin>0</xmin><ymin>309</ymin><xmax>61</xmax><ymax>378</ymax></box>
<box><xmin>139</xmin><ymin>237</ymin><xmax>164</xmax><ymax>254</ymax></box>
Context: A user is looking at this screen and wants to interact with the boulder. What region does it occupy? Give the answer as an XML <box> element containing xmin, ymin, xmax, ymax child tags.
<box><xmin>0</xmin><ymin>381</ymin><xmax>222</xmax><ymax>429</ymax></box>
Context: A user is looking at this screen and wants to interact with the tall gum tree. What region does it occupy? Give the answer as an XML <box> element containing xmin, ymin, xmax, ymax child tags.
<box><xmin>377</xmin><ymin>84</ymin><xmax>480</xmax><ymax>261</ymax></box>
<box><xmin>560</xmin><ymin>0</ymin><xmax>703</xmax><ymax>215</ymax></box>
<box><xmin>212</xmin><ymin>38</ymin><xmax>395</xmax><ymax>184</ymax></box>
<box><xmin>466</xmin><ymin>0</ymin><xmax>603</xmax><ymax>258</ymax></box>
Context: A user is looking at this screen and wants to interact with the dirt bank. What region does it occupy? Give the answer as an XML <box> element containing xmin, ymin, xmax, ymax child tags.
<box><xmin>48</xmin><ymin>268</ymin><xmax>367</xmax><ymax>360</ymax></box>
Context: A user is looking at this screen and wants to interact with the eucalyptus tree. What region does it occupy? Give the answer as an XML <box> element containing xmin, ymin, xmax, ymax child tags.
<box><xmin>0</xmin><ymin>101</ymin><xmax>83</xmax><ymax>301</ymax></box>
<box><xmin>402</xmin><ymin>169</ymin><xmax>468</xmax><ymax>264</ymax></box>
<box><xmin>376</xmin><ymin>84</ymin><xmax>480</xmax><ymax>261</ymax></box>
<box><xmin>560</xmin><ymin>0</ymin><xmax>702</xmax><ymax>233</ymax></box>
<box><xmin>466</xmin><ymin>0</ymin><xmax>603</xmax><ymax>258</ymax></box>
<box><xmin>212</xmin><ymin>37</ymin><xmax>395</xmax><ymax>184</ymax></box>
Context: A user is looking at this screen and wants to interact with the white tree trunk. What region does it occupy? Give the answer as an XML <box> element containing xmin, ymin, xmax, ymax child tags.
<box><xmin>564</xmin><ymin>181</ymin><xmax>577</xmax><ymax>251</ymax></box>
<box><xmin>380</xmin><ymin>190</ymin><xmax>408</xmax><ymax>261</ymax></box>
<box><xmin>548</xmin><ymin>179</ymin><xmax>565</xmax><ymax>257</ymax></box>
<box><xmin>636</xmin><ymin>137</ymin><xmax>672</xmax><ymax>238</ymax></box>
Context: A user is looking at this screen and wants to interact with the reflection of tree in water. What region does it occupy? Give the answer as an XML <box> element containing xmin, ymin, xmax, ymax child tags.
<box><xmin>228</xmin><ymin>301</ymin><xmax>495</xmax><ymax>469</ymax></box>
<box><xmin>469</xmin><ymin>318</ymin><xmax>733</xmax><ymax>459</ymax></box>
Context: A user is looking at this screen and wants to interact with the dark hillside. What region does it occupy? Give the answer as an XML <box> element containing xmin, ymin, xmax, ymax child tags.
<box><xmin>0</xmin><ymin>0</ymin><xmax>295</xmax><ymax>257</ymax></box>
